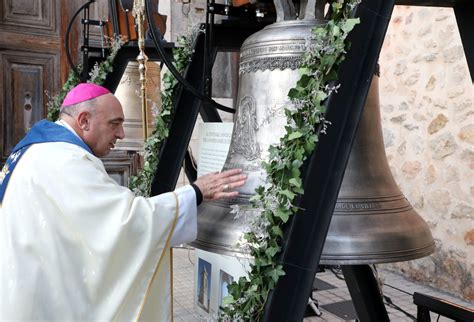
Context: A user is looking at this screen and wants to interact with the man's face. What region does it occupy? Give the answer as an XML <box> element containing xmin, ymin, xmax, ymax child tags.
<box><xmin>82</xmin><ymin>94</ymin><xmax>125</xmax><ymax>157</ymax></box>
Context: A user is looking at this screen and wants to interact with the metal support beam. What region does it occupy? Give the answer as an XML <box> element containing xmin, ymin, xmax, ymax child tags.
<box><xmin>413</xmin><ymin>291</ymin><xmax>474</xmax><ymax>321</ymax></box>
<box><xmin>200</xmin><ymin>44</ymin><xmax>222</xmax><ymax>122</ymax></box>
<box><xmin>184</xmin><ymin>149</ymin><xmax>198</xmax><ymax>182</ymax></box>
<box><xmin>150</xmin><ymin>33</ymin><xmax>206</xmax><ymax>195</ymax></box>
<box><xmin>454</xmin><ymin>1</ymin><xmax>474</xmax><ymax>82</ymax></box>
<box><xmin>261</xmin><ymin>1</ymin><xmax>395</xmax><ymax>320</ymax></box>
<box><xmin>212</xmin><ymin>21</ymin><xmax>271</xmax><ymax>51</ymax></box>
<box><xmin>342</xmin><ymin>265</ymin><xmax>390</xmax><ymax>322</ymax></box>
<box><xmin>108</xmin><ymin>0</ymin><xmax>120</xmax><ymax>36</ymax></box>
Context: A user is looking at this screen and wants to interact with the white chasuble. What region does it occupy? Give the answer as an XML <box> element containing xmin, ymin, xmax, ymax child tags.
<box><xmin>0</xmin><ymin>141</ymin><xmax>197</xmax><ymax>321</ymax></box>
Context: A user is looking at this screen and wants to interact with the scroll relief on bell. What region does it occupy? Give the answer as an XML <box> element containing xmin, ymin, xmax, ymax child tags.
<box><xmin>229</xmin><ymin>96</ymin><xmax>261</xmax><ymax>161</ymax></box>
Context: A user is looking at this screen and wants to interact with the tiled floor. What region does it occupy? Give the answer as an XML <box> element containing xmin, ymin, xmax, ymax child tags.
<box><xmin>172</xmin><ymin>247</ymin><xmax>473</xmax><ymax>321</ymax></box>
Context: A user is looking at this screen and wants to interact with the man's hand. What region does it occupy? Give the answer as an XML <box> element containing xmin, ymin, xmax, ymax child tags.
<box><xmin>193</xmin><ymin>169</ymin><xmax>246</xmax><ymax>201</ymax></box>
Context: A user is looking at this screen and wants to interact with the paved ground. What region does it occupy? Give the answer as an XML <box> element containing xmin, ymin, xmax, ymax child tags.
<box><xmin>172</xmin><ymin>247</ymin><xmax>473</xmax><ymax>321</ymax></box>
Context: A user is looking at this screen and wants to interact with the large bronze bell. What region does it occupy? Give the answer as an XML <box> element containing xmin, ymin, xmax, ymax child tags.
<box><xmin>319</xmin><ymin>74</ymin><xmax>434</xmax><ymax>264</ymax></box>
<box><xmin>191</xmin><ymin>6</ymin><xmax>434</xmax><ymax>264</ymax></box>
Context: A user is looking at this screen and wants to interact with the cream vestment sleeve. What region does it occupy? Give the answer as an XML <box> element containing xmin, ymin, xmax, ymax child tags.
<box><xmin>0</xmin><ymin>142</ymin><xmax>197</xmax><ymax>321</ymax></box>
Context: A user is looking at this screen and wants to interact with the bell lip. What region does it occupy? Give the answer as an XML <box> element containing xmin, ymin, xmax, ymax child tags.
<box><xmin>319</xmin><ymin>243</ymin><xmax>436</xmax><ymax>265</ymax></box>
<box><xmin>188</xmin><ymin>243</ymin><xmax>437</xmax><ymax>264</ymax></box>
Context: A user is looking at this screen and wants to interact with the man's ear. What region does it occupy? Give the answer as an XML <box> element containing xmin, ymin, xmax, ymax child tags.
<box><xmin>77</xmin><ymin>111</ymin><xmax>91</xmax><ymax>131</ymax></box>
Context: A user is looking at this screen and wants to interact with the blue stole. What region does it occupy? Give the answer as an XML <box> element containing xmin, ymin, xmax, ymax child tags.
<box><xmin>0</xmin><ymin>120</ymin><xmax>92</xmax><ymax>205</ymax></box>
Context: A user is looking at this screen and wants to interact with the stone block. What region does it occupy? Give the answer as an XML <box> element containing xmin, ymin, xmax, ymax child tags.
<box><xmin>429</xmin><ymin>133</ymin><xmax>457</xmax><ymax>160</ymax></box>
<box><xmin>427</xmin><ymin>114</ymin><xmax>448</xmax><ymax>134</ymax></box>
<box><xmin>402</xmin><ymin>160</ymin><xmax>422</xmax><ymax>179</ymax></box>
<box><xmin>427</xmin><ymin>189</ymin><xmax>451</xmax><ymax>215</ymax></box>
<box><xmin>451</xmin><ymin>204</ymin><xmax>474</xmax><ymax>220</ymax></box>
<box><xmin>458</xmin><ymin>124</ymin><xmax>474</xmax><ymax>144</ymax></box>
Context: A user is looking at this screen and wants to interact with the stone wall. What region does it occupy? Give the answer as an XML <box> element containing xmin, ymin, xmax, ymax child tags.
<box><xmin>378</xmin><ymin>6</ymin><xmax>473</xmax><ymax>301</ymax></box>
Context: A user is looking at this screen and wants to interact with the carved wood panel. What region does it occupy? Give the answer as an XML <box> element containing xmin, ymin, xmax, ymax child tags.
<box><xmin>0</xmin><ymin>1</ymin><xmax>107</xmax><ymax>168</ymax></box>
<box><xmin>101</xmin><ymin>150</ymin><xmax>142</xmax><ymax>187</ymax></box>
<box><xmin>0</xmin><ymin>0</ymin><xmax>58</xmax><ymax>34</ymax></box>
<box><xmin>0</xmin><ymin>51</ymin><xmax>58</xmax><ymax>163</ymax></box>
<box><xmin>0</xmin><ymin>1</ymin><xmax>84</xmax><ymax>168</ymax></box>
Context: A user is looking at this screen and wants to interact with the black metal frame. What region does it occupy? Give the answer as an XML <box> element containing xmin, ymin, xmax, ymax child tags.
<box><xmin>342</xmin><ymin>266</ymin><xmax>390</xmax><ymax>322</ymax></box>
<box><xmin>150</xmin><ymin>31</ymin><xmax>208</xmax><ymax>195</ymax></box>
<box><xmin>261</xmin><ymin>1</ymin><xmax>395</xmax><ymax>320</ymax></box>
<box><xmin>75</xmin><ymin>0</ymin><xmax>473</xmax><ymax>319</ymax></box>
<box><xmin>261</xmin><ymin>1</ymin><xmax>472</xmax><ymax>320</ymax></box>
<box><xmin>414</xmin><ymin>292</ymin><xmax>474</xmax><ymax>322</ymax></box>
<box><xmin>453</xmin><ymin>0</ymin><xmax>474</xmax><ymax>82</ymax></box>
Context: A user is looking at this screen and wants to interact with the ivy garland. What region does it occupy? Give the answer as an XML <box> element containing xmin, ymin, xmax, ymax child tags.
<box><xmin>46</xmin><ymin>36</ymin><xmax>123</xmax><ymax>121</ymax></box>
<box><xmin>221</xmin><ymin>0</ymin><xmax>361</xmax><ymax>320</ymax></box>
<box><xmin>129</xmin><ymin>29</ymin><xmax>201</xmax><ymax>196</ymax></box>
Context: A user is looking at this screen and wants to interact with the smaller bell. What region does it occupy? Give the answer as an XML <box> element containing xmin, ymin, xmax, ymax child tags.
<box><xmin>114</xmin><ymin>61</ymin><xmax>161</xmax><ymax>151</ymax></box>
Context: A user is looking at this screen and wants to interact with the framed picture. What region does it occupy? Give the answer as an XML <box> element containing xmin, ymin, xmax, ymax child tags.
<box><xmin>197</xmin><ymin>257</ymin><xmax>212</xmax><ymax>312</ymax></box>
<box><xmin>218</xmin><ymin>270</ymin><xmax>234</xmax><ymax>307</ymax></box>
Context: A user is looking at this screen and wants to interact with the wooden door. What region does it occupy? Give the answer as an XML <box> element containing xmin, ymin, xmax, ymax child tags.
<box><xmin>0</xmin><ymin>1</ymin><xmax>140</xmax><ymax>185</ymax></box>
<box><xmin>0</xmin><ymin>0</ymin><xmax>84</xmax><ymax>165</ymax></box>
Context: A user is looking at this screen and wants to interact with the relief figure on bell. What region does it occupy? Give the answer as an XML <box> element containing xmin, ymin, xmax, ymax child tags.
<box><xmin>230</xmin><ymin>96</ymin><xmax>260</xmax><ymax>161</ymax></box>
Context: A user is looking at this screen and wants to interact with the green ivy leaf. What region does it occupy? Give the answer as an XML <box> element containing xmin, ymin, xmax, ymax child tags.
<box><xmin>265</xmin><ymin>246</ymin><xmax>280</xmax><ymax>257</ymax></box>
<box><xmin>249</xmin><ymin>284</ymin><xmax>259</xmax><ymax>292</ymax></box>
<box><xmin>299</xmin><ymin>67</ymin><xmax>312</xmax><ymax>76</ymax></box>
<box><xmin>297</xmin><ymin>74</ymin><xmax>312</xmax><ymax>88</ymax></box>
<box><xmin>289</xmin><ymin>177</ymin><xmax>302</xmax><ymax>188</ymax></box>
<box><xmin>274</xmin><ymin>207</ymin><xmax>290</xmax><ymax>223</ymax></box>
<box><xmin>271</xmin><ymin>225</ymin><xmax>284</xmax><ymax>237</ymax></box>
<box><xmin>222</xmin><ymin>295</ymin><xmax>235</xmax><ymax>306</ymax></box>
<box><xmin>266</xmin><ymin>266</ymin><xmax>286</xmax><ymax>282</ymax></box>
<box><xmin>287</xmin><ymin>88</ymin><xmax>297</xmax><ymax>100</ymax></box>
<box><xmin>287</xmin><ymin>131</ymin><xmax>303</xmax><ymax>141</ymax></box>
<box><xmin>342</xmin><ymin>18</ymin><xmax>360</xmax><ymax>33</ymax></box>
<box><xmin>292</xmin><ymin>159</ymin><xmax>304</xmax><ymax>168</ymax></box>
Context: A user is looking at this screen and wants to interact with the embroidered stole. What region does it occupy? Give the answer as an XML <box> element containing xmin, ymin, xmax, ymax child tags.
<box><xmin>0</xmin><ymin>120</ymin><xmax>92</xmax><ymax>205</ymax></box>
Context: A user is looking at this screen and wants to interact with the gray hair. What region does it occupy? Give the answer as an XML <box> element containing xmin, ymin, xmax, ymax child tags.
<box><xmin>60</xmin><ymin>98</ymin><xmax>98</xmax><ymax>118</ymax></box>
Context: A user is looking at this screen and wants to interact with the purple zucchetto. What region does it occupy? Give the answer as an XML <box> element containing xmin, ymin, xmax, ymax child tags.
<box><xmin>61</xmin><ymin>83</ymin><xmax>111</xmax><ymax>109</ymax></box>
